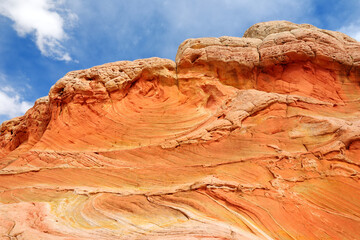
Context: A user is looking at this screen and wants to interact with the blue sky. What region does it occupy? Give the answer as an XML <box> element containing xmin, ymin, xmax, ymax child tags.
<box><xmin>0</xmin><ymin>0</ymin><xmax>359</xmax><ymax>123</ymax></box>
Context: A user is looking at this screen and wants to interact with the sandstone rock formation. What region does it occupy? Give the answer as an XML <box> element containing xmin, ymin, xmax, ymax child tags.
<box><xmin>0</xmin><ymin>21</ymin><xmax>360</xmax><ymax>239</ymax></box>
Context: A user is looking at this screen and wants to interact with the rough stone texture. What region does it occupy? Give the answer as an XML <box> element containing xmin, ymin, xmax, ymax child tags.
<box><xmin>0</xmin><ymin>21</ymin><xmax>359</xmax><ymax>239</ymax></box>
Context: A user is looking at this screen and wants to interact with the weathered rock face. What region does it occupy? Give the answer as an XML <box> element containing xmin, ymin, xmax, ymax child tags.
<box><xmin>0</xmin><ymin>21</ymin><xmax>359</xmax><ymax>240</ymax></box>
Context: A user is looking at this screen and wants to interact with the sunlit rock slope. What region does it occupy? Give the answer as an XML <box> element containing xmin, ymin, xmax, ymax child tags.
<box><xmin>1</xmin><ymin>21</ymin><xmax>360</xmax><ymax>240</ymax></box>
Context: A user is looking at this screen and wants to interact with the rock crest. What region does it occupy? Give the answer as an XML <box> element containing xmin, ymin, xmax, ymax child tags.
<box><xmin>0</xmin><ymin>21</ymin><xmax>360</xmax><ymax>239</ymax></box>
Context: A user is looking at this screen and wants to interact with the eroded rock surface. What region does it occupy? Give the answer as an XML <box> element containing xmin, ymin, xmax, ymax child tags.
<box><xmin>0</xmin><ymin>21</ymin><xmax>359</xmax><ymax>240</ymax></box>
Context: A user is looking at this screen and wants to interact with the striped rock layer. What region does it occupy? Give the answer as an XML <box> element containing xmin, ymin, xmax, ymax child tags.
<box><xmin>0</xmin><ymin>21</ymin><xmax>360</xmax><ymax>240</ymax></box>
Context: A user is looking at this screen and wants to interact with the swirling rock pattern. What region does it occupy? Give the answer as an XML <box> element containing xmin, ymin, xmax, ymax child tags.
<box><xmin>0</xmin><ymin>21</ymin><xmax>360</xmax><ymax>239</ymax></box>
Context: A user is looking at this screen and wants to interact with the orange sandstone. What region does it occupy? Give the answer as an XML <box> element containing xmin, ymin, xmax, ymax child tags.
<box><xmin>0</xmin><ymin>21</ymin><xmax>360</xmax><ymax>240</ymax></box>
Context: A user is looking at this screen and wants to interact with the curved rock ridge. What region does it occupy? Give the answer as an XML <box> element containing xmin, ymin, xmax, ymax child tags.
<box><xmin>0</xmin><ymin>21</ymin><xmax>360</xmax><ymax>240</ymax></box>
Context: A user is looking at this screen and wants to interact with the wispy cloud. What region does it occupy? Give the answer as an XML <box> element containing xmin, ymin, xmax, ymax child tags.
<box><xmin>158</xmin><ymin>0</ymin><xmax>313</xmax><ymax>57</ymax></box>
<box><xmin>0</xmin><ymin>73</ymin><xmax>32</xmax><ymax>122</ymax></box>
<box><xmin>0</xmin><ymin>0</ymin><xmax>76</xmax><ymax>61</ymax></box>
<box><xmin>0</xmin><ymin>89</ymin><xmax>32</xmax><ymax>120</ymax></box>
<box><xmin>64</xmin><ymin>0</ymin><xmax>314</xmax><ymax>62</ymax></box>
<box><xmin>338</xmin><ymin>21</ymin><xmax>360</xmax><ymax>41</ymax></box>
<box><xmin>162</xmin><ymin>0</ymin><xmax>312</xmax><ymax>34</ymax></box>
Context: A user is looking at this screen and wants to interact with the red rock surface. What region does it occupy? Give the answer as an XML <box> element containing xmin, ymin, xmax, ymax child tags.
<box><xmin>0</xmin><ymin>21</ymin><xmax>360</xmax><ymax>239</ymax></box>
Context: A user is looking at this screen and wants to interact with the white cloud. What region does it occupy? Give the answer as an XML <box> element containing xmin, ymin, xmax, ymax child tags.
<box><xmin>0</xmin><ymin>88</ymin><xmax>32</xmax><ymax>121</ymax></box>
<box><xmin>338</xmin><ymin>21</ymin><xmax>360</xmax><ymax>41</ymax></box>
<box><xmin>0</xmin><ymin>0</ymin><xmax>76</xmax><ymax>61</ymax></box>
<box><xmin>0</xmin><ymin>73</ymin><xmax>33</xmax><ymax>122</ymax></box>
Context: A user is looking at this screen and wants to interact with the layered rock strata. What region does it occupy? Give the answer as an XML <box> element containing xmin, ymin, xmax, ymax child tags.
<box><xmin>0</xmin><ymin>21</ymin><xmax>360</xmax><ymax>240</ymax></box>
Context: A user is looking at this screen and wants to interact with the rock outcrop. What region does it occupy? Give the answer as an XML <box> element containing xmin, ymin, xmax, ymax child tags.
<box><xmin>0</xmin><ymin>21</ymin><xmax>360</xmax><ymax>240</ymax></box>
